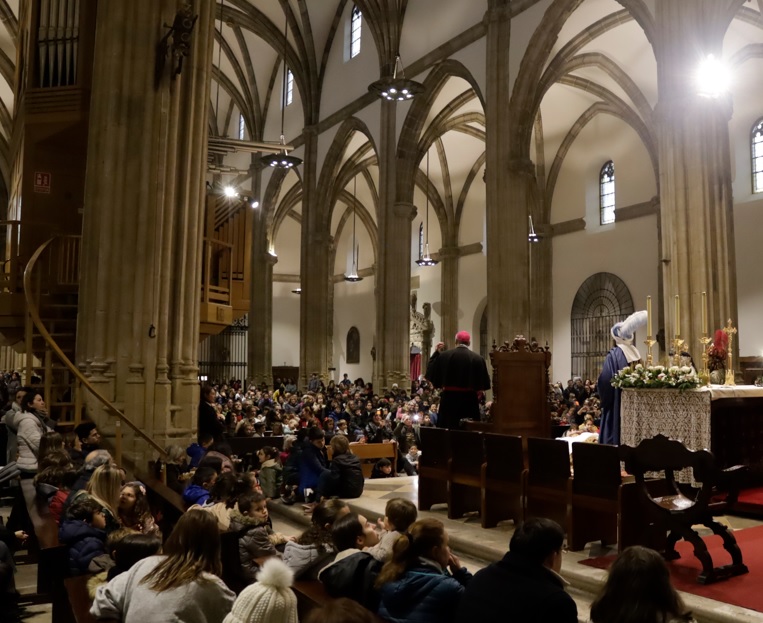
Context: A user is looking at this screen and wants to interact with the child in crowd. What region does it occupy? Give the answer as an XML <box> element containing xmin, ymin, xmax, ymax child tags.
<box><xmin>318</xmin><ymin>512</ymin><xmax>382</xmax><ymax>610</ymax></box>
<box><xmin>365</xmin><ymin>498</ymin><xmax>417</xmax><ymax>563</ymax></box>
<box><xmin>370</xmin><ymin>458</ymin><xmax>394</xmax><ymax>479</ymax></box>
<box><xmin>118</xmin><ymin>482</ymin><xmax>161</xmax><ymax>537</ymax></box>
<box><xmin>257</xmin><ymin>446</ymin><xmax>283</xmax><ymax>499</ymax></box>
<box><xmin>58</xmin><ymin>496</ymin><xmax>108</xmax><ymax>574</ymax></box>
<box><xmin>182</xmin><ymin>466</ymin><xmax>217</xmax><ymax>507</ymax></box>
<box><xmin>223</xmin><ymin>558</ymin><xmax>298</xmax><ymax>623</ymax></box>
<box><xmin>35</xmin><ymin>464</ymin><xmax>77</xmax><ymax>524</ymax></box>
<box><xmin>282</xmin><ymin>499</ymin><xmax>350</xmax><ymax>580</ymax></box>
<box><xmin>87</xmin><ymin>530</ymin><xmax>163</xmax><ymax>598</ymax></box>
<box><xmin>336</xmin><ymin>420</ymin><xmax>349</xmax><ymax>437</ymax></box>
<box><xmin>185</xmin><ymin>433</ymin><xmax>210</xmax><ymax>469</ymax></box>
<box><xmin>326</xmin><ymin>435</ymin><xmax>364</xmax><ymax>499</ymax></box>
<box><xmin>406</xmin><ymin>445</ymin><xmax>421</xmax><ymax>471</ymax></box>
<box><xmin>229</xmin><ymin>491</ymin><xmax>295</xmax><ymax>581</ymax></box>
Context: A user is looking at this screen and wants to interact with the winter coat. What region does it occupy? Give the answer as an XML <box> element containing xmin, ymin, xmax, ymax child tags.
<box><xmin>258</xmin><ymin>459</ymin><xmax>283</xmax><ymax>499</ymax></box>
<box><xmin>228</xmin><ymin>507</ymin><xmax>286</xmax><ymax>581</ymax></box>
<box><xmin>15</xmin><ymin>410</ymin><xmax>53</xmax><ymax>473</ymax></box>
<box><xmin>318</xmin><ymin>549</ymin><xmax>383</xmax><ymax>610</ymax></box>
<box><xmin>298</xmin><ymin>442</ymin><xmax>329</xmax><ymax>496</ymax></box>
<box><xmin>90</xmin><ymin>555</ymin><xmax>235</xmax><ymax>623</ymax></box>
<box><xmin>182</xmin><ymin>484</ymin><xmax>211</xmax><ymax>507</ymax></box>
<box><xmin>378</xmin><ymin>558</ymin><xmax>472</xmax><ymax>623</ymax></box>
<box><xmin>59</xmin><ymin>518</ymin><xmax>107</xmax><ymax>574</ymax></box>
<box><xmin>186</xmin><ymin>443</ymin><xmax>207</xmax><ymax>468</ymax></box>
<box><xmin>188</xmin><ymin>501</ymin><xmax>231</xmax><ymax>532</ymax></box>
<box><xmin>329</xmin><ymin>452</ymin><xmax>364</xmax><ymax>498</ymax></box>
<box><xmin>1</xmin><ymin>403</ymin><xmax>21</xmax><ymax>464</ymax></box>
<box><xmin>49</xmin><ymin>489</ymin><xmax>69</xmax><ymax>524</ymax></box>
<box><xmin>282</xmin><ymin>540</ymin><xmax>335</xmax><ymax>580</ymax></box>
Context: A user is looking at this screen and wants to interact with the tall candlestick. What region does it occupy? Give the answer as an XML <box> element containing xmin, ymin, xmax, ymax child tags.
<box><xmin>701</xmin><ymin>291</ymin><xmax>707</xmax><ymax>335</ymax></box>
<box><xmin>674</xmin><ymin>295</ymin><xmax>680</xmax><ymax>337</ymax></box>
<box><xmin>646</xmin><ymin>296</ymin><xmax>652</xmax><ymax>337</ymax></box>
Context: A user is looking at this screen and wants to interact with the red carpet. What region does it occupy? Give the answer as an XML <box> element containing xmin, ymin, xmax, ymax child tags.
<box><xmin>579</xmin><ymin>526</ymin><xmax>763</xmax><ymax>613</ymax></box>
<box><xmin>736</xmin><ymin>488</ymin><xmax>763</xmax><ymax>516</ymax></box>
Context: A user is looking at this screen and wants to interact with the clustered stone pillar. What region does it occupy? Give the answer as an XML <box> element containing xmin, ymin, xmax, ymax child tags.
<box><xmin>77</xmin><ymin>0</ymin><xmax>215</xmax><ymax>469</ymax></box>
<box><xmin>438</xmin><ymin>245</ymin><xmax>460</xmax><ymax>343</ymax></box>
<box><xmin>248</xmin><ymin>249</ymin><xmax>277</xmax><ymax>388</ymax></box>
<box><xmin>485</xmin><ymin>0</ymin><xmax>530</xmax><ymax>347</ymax></box>
<box><xmin>654</xmin><ymin>0</ymin><xmax>738</xmax><ymax>354</ymax></box>
<box><xmin>375</xmin><ymin>99</ymin><xmax>416</xmax><ymax>391</ymax></box>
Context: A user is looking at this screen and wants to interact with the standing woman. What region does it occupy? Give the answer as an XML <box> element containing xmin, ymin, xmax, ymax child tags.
<box><xmin>91</xmin><ymin>510</ymin><xmax>235</xmax><ymax>623</ymax></box>
<box><xmin>14</xmin><ymin>390</ymin><xmax>53</xmax><ymax>533</ymax></box>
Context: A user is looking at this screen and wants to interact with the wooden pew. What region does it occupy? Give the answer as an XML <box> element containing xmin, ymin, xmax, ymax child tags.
<box><xmin>227</xmin><ymin>436</ymin><xmax>285</xmax><ymax>471</ymax></box>
<box><xmin>417</xmin><ymin>427</ymin><xmax>450</xmax><ymax>511</ymax></box>
<box><xmin>568</xmin><ymin>442</ymin><xmax>622</xmax><ymax>551</ymax></box>
<box><xmin>447</xmin><ymin>431</ymin><xmax>483</xmax><ymax>520</ymax></box>
<box><xmin>292</xmin><ymin>581</ymin><xmax>386</xmax><ymax>622</ymax></box>
<box><xmin>63</xmin><ymin>576</ymin><xmax>98</xmax><ymax>623</ymax></box>
<box><xmin>139</xmin><ymin>469</ymin><xmax>185</xmax><ymax>535</ymax></box>
<box><xmin>481</xmin><ymin>433</ymin><xmax>524</xmax><ymax>529</ymax></box>
<box><xmin>524</xmin><ymin>437</ymin><xmax>571</xmax><ymax>531</ymax></box>
<box><xmin>349</xmin><ymin>442</ymin><xmax>397</xmax><ymax>479</ymax></box>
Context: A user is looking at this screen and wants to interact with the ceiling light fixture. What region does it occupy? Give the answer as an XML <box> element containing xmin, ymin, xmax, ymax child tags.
<box><xmin>344</xmin><ymin>175</ymin><xmax>363</xmax><ymax>282</ymax></box>
<box><xmin>368</xmin><ymin>55</ymin><xmax>424</xmax><ymax>102</ymax></box>
<box><xmin>416</xmin><ymin>148</ymin><xmax>438</xmax><ymax>267</ymax></box>
<box><xmin>260</xmin><ymin>14</ymin><xmax>302</xmax><ymax>169</ymax></box>
<box><xmin>696</xmin><ymin>53</ymin><xmax>731</xmax><ymax>98</ymax></box>
<box><xmin>528</xmin><ymin>215</ymin><xmax>540</xmax><ymax>243</ymax></box>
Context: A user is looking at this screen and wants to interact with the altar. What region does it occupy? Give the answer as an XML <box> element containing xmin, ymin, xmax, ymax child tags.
<box><xmin>621</xmin><ymin>385</ymin><xmax>763</xmax><ymax>481</ymax></box>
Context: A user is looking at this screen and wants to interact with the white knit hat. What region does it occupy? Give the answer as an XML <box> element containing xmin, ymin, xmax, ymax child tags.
<box><xmin>223</xmin><ymin>558</ymin><xmax>297</xmax><ymax>623</ymax></box>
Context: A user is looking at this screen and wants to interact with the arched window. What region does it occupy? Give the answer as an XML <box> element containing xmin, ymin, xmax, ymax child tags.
<box><xmin>285</xmin><ymin>69</ymin><xmax>294</xmax><ymax>106</ymax></box>
<box><xmin>599</xmin><ymin>161</ymin><xmax>615</xmax><ymax>225</ymax></box>
<box><xmin>753</xmin><ymin>118</ymin><xmax>763</xmax><ymax>193</ymax></box>
<box><xmin>350</xmin><ymin>6</ymin><xmax>362</xmax><ymax>58</ymax></box>
<box><xmin>238</xmin><ymin>114</ymin><xmax>245</xmax><ymax>140</ymax></box>
<box><xmin>346</xmin><ymin>327</ymin><xmax>360</xmax><ymax>364</ymax></box>
<box><xmin>418</xmin><ymin>223</ymin><xmax>424</xmax><ymax>260</ymax></box>
<box><xmin>570</xmin><ymin>272</ymin><xmax>634</xmax><ymax>381</ymax></box>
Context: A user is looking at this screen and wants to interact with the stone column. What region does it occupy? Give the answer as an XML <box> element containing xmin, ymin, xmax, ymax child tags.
<box><xmin>77</xmin><ymin>0</ymin><xmax>215</xmax><ymax>470</ymax></box>
<box><xmin>486</xmin><ymin>0</ymin><xmax>529</xmax><ymax>346</ymax></box>
<box><xmin>438</xmin><ymin>245</ymin><xmax>459</xmax><ymax>342</ymax></box>
<box><xmin>299</xmin><ymin>127</ymin><xmax>331</xmax><ymax>389</ymax></box>
<box><xmin>374</xmin><ymin>98</ymin><xmax>416</xmax><ymax>391</ymax></box>
<box><xmin>248</xmin><ymin>249</ymin><xmax>276</xmax><ymax>388</ymax></box>
<box><xmin>654</xmin><ymin>0</ymin><xmax>738</xmax><ymax>354</ymax></box>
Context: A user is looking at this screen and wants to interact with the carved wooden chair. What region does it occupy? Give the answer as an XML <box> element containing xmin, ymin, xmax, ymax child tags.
<box><xmin>620</xmin><ymin>434</ymin><xmax>749</xmax><ymax>584</ymax></box>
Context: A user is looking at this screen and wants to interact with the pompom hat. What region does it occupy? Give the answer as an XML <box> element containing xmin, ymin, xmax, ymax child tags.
<box><xmin>223</xmin><ymin>558</ymin><xmax>297</xmax><ymax>623</ymax></box>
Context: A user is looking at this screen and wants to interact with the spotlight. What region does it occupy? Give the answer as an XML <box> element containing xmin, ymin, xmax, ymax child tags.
<box><xmin>251</xmin><ymin>200</ymin><xmax>259</xmax><ymax>208</ymax></box>
<box><xmin>696</xmin><ymin>54</ymin><xmax>731</xmax><ymax>98</ymax></box>
<box><xmin>223</xmin><ymin>186</ymin><xmax>238</xmax><ymax>198</ymax></box>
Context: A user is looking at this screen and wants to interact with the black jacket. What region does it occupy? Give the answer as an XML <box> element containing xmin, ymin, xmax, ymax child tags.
<box><xmin>197</xmin><ymin>401</ymin><xmax>224</xmax><ymax>443</ymax></box>
<box><xmin>319</xmin><ymin>550</ymin><xmax>383</xmax><ymax>610</ymax></box>
<box><xmin>329</xmin><ymin>453</ymin><xmax>364</xmax><ymax>498</ymax></box>
<box><xmin>455</xmin><ymin>551</ymin><xmax>577</xmax><ymax>623</ymax></box>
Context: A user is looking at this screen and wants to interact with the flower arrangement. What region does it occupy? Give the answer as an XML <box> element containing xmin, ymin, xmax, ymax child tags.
<box><xmin>611</xmin><ymin>364</ymin><xmax>701</xmax><ymax>391</ymax></box>
<box><xmin>707</xmin><ymin>329</ymin><xmax>728</xmax><ymax>372</ymax></box>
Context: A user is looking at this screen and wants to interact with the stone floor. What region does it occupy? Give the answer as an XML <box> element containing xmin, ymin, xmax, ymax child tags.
<box><xmin>269</xmin><ymin>476</ymin><xmax>763</xmax><ymax>623</ymax></box>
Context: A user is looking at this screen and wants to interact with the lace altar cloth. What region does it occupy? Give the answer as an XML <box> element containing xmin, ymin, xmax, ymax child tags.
<box><xmin>620</xmin><ymin>386</ymin><xmax>763</xmax><ymax>484</ymax></box>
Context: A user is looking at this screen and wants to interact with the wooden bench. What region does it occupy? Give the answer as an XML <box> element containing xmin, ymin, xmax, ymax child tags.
<box><xmin>524</xmin><ymin>437</ymin><xmax>571</xmax><ymax>531</ymax></box>
<box><xmin>139</xmin><ymin>468</ymin><xmax>186</xmax><ymax>536</ymax></box>
<box><xmin>349</xmin><ymin>442</ymin><xmax>397</xmax><ymax>479</ymax></box>
<box><xmin>418</xmin><ymin>427</ymin><xmax>450</xmax><ymax>511</ymax></box>
<box><xmin>63</xmin><ymin>575</ymin><xmax>97</xmax><ymax>623</ymax></box>
<box><xmin>481</xmin><ymin>433</ymin><xmax>524</xmax><ymax>528</ymax></box>
<box><xmin>447</xmin><ymin>430</ymin><xmax>483</xmax><ymax>520</ymax></box>
<box><xmin>292</xmin><ymin>580</ymin><xmax>386</xmax><ymax>622</ymax></box>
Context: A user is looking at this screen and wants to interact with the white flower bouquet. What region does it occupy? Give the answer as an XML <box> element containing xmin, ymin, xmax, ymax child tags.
<box><xmin>611</xmin><ymin>364</ymin><xmax>701</xmax><ymax>391</ymax></box>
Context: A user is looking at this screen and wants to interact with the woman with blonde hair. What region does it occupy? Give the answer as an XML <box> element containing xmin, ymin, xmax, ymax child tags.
<box><xmin>91</xmin><ymin>509</ymin><xmax>235</xmax><ymax>623</ymax></box>
<box><xmin>376</xmin><ymin>518</ymin><xmax>472</xmax><ymax>623</ymax></box>
<box><xmin>83</xmin><ymin>463</ymin><xmax>122</xmax><ymax>533</ymax></box>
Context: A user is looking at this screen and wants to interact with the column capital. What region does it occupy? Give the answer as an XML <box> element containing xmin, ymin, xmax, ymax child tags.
<box><xmin>263</xmin><ymin>252</ymin><xmax>278</xmax><ymax>266</ymax></box>
<box><xmin>508</xmin><ymin>157</ymin><xmax>535</xmax><ymax>176</ymax></box>
<box><xmin>393</xmin><ymin>202</ymin><xmax>417</xmax><ymax>221</ymax></box>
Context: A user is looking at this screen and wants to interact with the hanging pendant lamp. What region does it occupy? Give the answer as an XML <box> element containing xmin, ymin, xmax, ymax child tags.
<box><xmin>260</xmin><ymin>15</ymin><xmax>302</xmax><ymax>169</ymax></box>
<box><xmin>344</xmin><ymin>175</ymin><xmax>363</xmax><ymax>282</ymax></box>
<box><xmin>528</xmin><ymin>215</ymin><xmax>540</xmax><ymax>243</ymax></box>
<box><xmin>369</xmin><ymin>55</ymin><xmax>425</xmax><ymax>102</ymax></box>
<box><xmin>416</xmin><ymin>148</ymin><xmax>438</xmax><ymax>267</ymax></box>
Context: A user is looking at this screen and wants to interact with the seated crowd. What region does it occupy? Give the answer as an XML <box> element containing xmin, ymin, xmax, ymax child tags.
<box><xmin>0</xmin><ymin>374</ymin><xmax>695</xmax><ymax>623</ymax></box>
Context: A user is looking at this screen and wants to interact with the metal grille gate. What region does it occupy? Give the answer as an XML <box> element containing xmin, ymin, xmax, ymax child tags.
<box><xmin>199</xmin><ymin>315</ymin><xmax>248</xmax><ymax>384</ymax></box>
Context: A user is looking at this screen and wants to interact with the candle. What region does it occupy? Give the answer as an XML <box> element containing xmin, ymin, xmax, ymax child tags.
<box><xmin>701</xmin><ymin>291</ymin><xmax>707</xmax><ymax>335</ymax></box>
<box><xmin>646</xmin><ymin>296</ymin><xmax>652</xmax><ymax>337</ymax></box>
<box><xmin>674</xmin><ymin>295</ymin><xmax>680</xmax><ymax>337</ymax></box>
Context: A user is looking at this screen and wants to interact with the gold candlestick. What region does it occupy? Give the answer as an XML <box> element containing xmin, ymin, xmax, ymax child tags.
<box><xmin>699</xmin><ymin>335</ymin><xmax>711</xmax><ymax>386</ymax></box>
<box><xmin>644</xmin><ymin>338</ymin><xmax>656</xmax><ymax>366</ymax></box>
<box><xmin>723</xmin><ymin>319</ymin><xmax>737</xmax><ymax>386</ymax></box>
<box><xmin>672</xmin><ymin>337</ymin><xmax>686</xmax><ymax>367</ymax></box>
